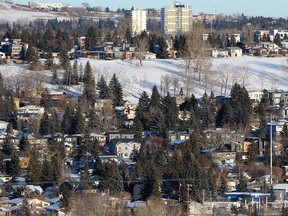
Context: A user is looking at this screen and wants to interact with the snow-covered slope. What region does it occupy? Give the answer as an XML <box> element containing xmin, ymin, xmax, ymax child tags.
<box><xmin>75</xmin><ymin>56</ymin><xmax>288</xmax><ymax>102</ymax></box>
<box><xmin>0</xmin><ymin>2</ymin><xmax>70</xmax><ymax>23</ymax></box>
<box><xmin>0</xmin><ymin>56</ymin><xmax>287</xmax><ymax>104</ymax></box>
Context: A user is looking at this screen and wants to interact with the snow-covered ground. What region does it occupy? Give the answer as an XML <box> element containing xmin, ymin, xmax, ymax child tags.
<box><xmin>0</xmin><ymin>56</ymin><xmax>287</xmax><ymax>104</ymax></box>
<box><xmin>0</xmin><ymin>2</ymin><xmax>70</xmax><ymax>23</ymax></box>
<box><xmin>75</xmin><ymin>56</ymin><xmax>288</xmax><ymax>103</ymax></box>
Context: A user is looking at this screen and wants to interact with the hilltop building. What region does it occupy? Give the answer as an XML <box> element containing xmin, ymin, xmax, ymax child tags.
<box><xmin>125</xmin><ymin>6</ymin><xmax>147</xmax><ymax>36</ymax></box>
<box><xmin>161</xmin><ymin>2</ymin><xmax>193</xmax><ymax>36</ymax></box>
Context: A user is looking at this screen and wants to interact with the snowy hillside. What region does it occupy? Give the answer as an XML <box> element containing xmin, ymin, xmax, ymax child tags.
<box><xmin>0</xmin><ymin>56</ymin><xmax>287</xmax><ymax>104</ymax></box>
<box><xmin>0</xmin><ymin>2</ymin><xmax>70</xmax><ymax>23</ymax></box>
<box><xmin>75</xmin><ymin>56</ymin><xmax>288</xmax><ymax>103</ymax></box>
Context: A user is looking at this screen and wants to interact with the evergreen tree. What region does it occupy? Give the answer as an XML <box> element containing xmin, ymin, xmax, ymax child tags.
<box><xmin>229</xmin><ymin>83</ymin><xmax>252</xmax><ymax>129</ymax></box>
<box><xmin>45</xmin><ymin>48</ymin><xmax>54</xmax><ymax>69</ymax></box>
<box><xmin>88</xmin><ymin>109</ymin><xmax>100</xmax><ymax>132</ymax></box>
<box><xmin>81</xmin><ymin>161</ymin><xmax>91</xmax><ymax>180</ymax></box>
<box><xmin>134</xmin><ymin>91</ymin><xmax>151</xmax><ymax>131</ymax></box>
<box><xmin>18</xmin><ymin>197</ymin><xmax>31</xmax><ymax>216</ymax></box>
<box><xmin>157</xmin><ymin>36</ymin><xmax>168</xmax><ymax>59</ymax></box>
<box><xmin>85</xmin><ymin>26</ymin><xmax>97</xmax><ymax>50</ymax></box>
<box><xmin>96</xmin><ymin>75</ymin><xmax>109</xmax><ymax>99</ymax></box>
<box><xmin>40</xmin><ymin>28</ymin><xmax>54</xmax><ymax>52</ymax></box>
<box><xmin>60</xmin><ymin>185</ymin><xmax>72</xmax><ymax>213</ymax></box>
<box><xmin>27</xmin><ymin>147</ymin><xmax>42</xmax><ymax>183</ymax></box>
<box><xmin>71</xmin><ymin>60</ymin><xmax>79</xmax><ymax>85</ymax></box>
<box><xmin>218</xmin><ymin>175</ymin><xmax>227</xmax><ymax>196</ymax></box>
<box><xmin>273</xmin><ymin>33</ymin><xmax>282</xmax><ymax>47</ymax></box>
<box><xmin>51</xmin><ymin>67</ymin><xmax>59</xmax><ymax>85</ymax></box>
<box><xmin>83</xmin><ymin>61</ymin><xmax>96</xmax><ymax>104</ymax></box>
<box><xmin>19</xmin><ymin>135</ymin><xmax>30</xmax><ymax>153</ymax></box>
<box><xmin>41</xmin><ymin>158</ymin><xmax>54</xmax><ymax>185</ymax></box>
<box><xmin>109</xmin><ymin>73</ymin><xmax>123</xmax><ymax>107</ymax></box>
<box><xmin>141</xmin><ymin>160</ymin><xmax>160</xmax><ymax>200</ymax></box>
<box><xmin>49</xmin><ymin>111</ymin><xmax>61</xmax><ymax>135</ymax></box>
<box><xmin>61</xmin><ymin>105</ymin><xmax>74</xmax><ymax>134</ymax></box>
<box><xmin>215</xmin><ymin>102</ymin><xmax>232</xmax><ymax>128</ymax></box>
<box><xmin>7</xmin><ymin>151</ymin><xmax>20</xmax><ymax>177</ymax></box>
<box><xmin>248</xmin><ymin>143</ymin><xmax>259</xmax><ymax>162</ymax></box>
<box><xmin>39</xmin><ymin>112</ymin><xmax>50</xmax><ymax>135</ymax></box>
<box><xmin>63</xmin><ymin>63</ymin><xmax>72</xmax><ymax>86</ymax></box>
<box><xmin>236</xmin><ymin>173</ymin><xmax>247</xmax><ymax>192</ymax></box>
<box><xmin>51</xmin><ymin>155</ymin><xmax>61</xmax><ymax>182</ymax></box>
<box><xmin>269</xmin><ymin>186</ymin><xmax>276</xmax><ymax>201</ymax></box>
<box><xmin>71</xmin><ymin>106</ymin><xmax>85</xmax><ymax>134</ymax></box>
<box><xmin>162</xmin><ymin>92</ymin><xmax>178</xmax><ymax>130</ymax></box>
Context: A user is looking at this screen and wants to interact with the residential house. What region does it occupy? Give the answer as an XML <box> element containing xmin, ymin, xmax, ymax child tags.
<box><xmin>19</xmin><ymin>157</ymin><xmax>30</xmax><ymax>170</ymax></box>
<box><xmin>259</xmin><ymin>42</ymin><xmax>280</xmax><ymax>54</ymax></box>
<box><xmin>17</xmin><ymin>105</ymin><xmax>45</xmax><ymax>115</ymax></box>
<box><xmin>142</xmin><ymin>52</ymin><xmax>156</xmax><ymax>59</ymax></box>
<box><xmin>242</xmin><ymin>137</ymin><xmax>266</xmax><ymax>155</ymax></box>
<box><xmin>267</xmin><ymin>89</ymin><xmax>288</xmax><ymax>106</ymax></box>
<box><xmin>0</xmin><ymin>121</ymin><xmax>9</xmax><ymax>132</ymax></box>
<box><xmin>225</xmin><ymin>47</ymin><xmax>242</xmax><ymax>57</ymax></box>
<box><xmin>281</xmin><ymin>39</ymin><xmax>288</xmax><ymax>49</ymax></box>
<box><xmin>227</xmin><ymin>33</ymin><xmax>241</xmax><ymax>43</ymax></box>
<box><xmin>94</xmin><ymin>99</ymin><xmax>113</xmax><ymax>111</ymax></box>
<box><xmin>123</xmin><ymin>105</ymin><xmax>137</xmax><ymax>120</ymax></box>
<box><xmin>273</xmin><ymin>184</ymin><xmax>288</xmax><ymax>200</ymax></box>
<box><xmin>24</xmin><ymin>133</ymin><xmax>49</xmax><ymax>150</ymax></box>
<box><xmin>106</xmin><ymin>131</ymin><xmax>135</xmax><ymax>144</ymax></box>
<box><xmin>0</xmin><ymin>134</ymin><xmax>20</xmax><ymax>150</ymax></box>
<box><xmin>208</xmin><ymin>48</ymin><xmax>229</xmax><ymax>58</ymax></box>
<box><xmin>46</xmin><ymin>91</ymin><xmax>66</xmax><ymax>101</ymax></box>
<box><xmin>1</xmin><ymin>39</ymin><xmax>28</xmax><ymax>59</ymax></box>
<box><xmin>253</xmin><ymin>46</ymin><xmax>268</xmax><ymax>56</ymax></box>
<box><xmin>108</xmin><ymin>139</ymin><xmax>141</xmax><ymax>159</ymax></box>
<box><xmin>249</xmin><ymin>90</ymin><xmax>264</xmax><ymax>105</ymax></box>
<box><xmin>168</xmin><ymin>131</ymin><xmax>190</xmax><ymax>142</ymax></box>
<box><xmin>90</xmin><ymin>133</ymin><xmax>107</xmax><ymax>146</ymax></box>
<box><xmin>201</xmin><ymin>148</ymin><xmax>236</xmax><ymax>170</ymax></box>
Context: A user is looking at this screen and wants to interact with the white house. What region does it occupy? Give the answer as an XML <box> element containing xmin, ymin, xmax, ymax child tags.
<box><xmin>208</xmin><ymin>49</ymin><xmax>229</xmax><ymax>58</ymax></box>
<box><xmin>225</xmin><ymin>47</ymin><xmax>242</xmax><ymax>57</ymax></box>
<box><xmin>249</xmin><ymin>91</ymin><xmax>264</xmax><ymax>104</ymax></box>
<box><xmin>0</xmin><ymin>121</ymin><xmax>9</xmax><ymax>132</ymax></box>
<box><xmin>143</xmin><ymin>52</ymin><xmax>156</xmax><ymax>59</ymax></box>
<box><xmin>228</xmin><ymin>33</ymin><xmax>241</xmax><ymax>43</ymax></box>
<box><xmin>259</xmin><ymin>42</ymin><xmax>280</xmax><ymax>53</ymax></box>
<box><xmin>17</xmin><ymin>105</ymin><xmax>45</xmax><ymax>115</ymax></box>
<box><xmin>281</xmin><ymin>40</ymin><xmax>288</xmax><ymax>49</ymax></box>
<box><xmin>113</xmin><ymin>140</ymin><xmax>141</xmax><ymax>159</ymax></box>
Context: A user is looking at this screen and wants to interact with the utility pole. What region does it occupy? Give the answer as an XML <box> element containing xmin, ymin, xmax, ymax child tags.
<box><xmin>187</xmin><ymin>184</ymin><xmax>192</xmax><ymax>214</ymax></box>
<box><xmin>270</xmin><ymin>114</ymin><xmax>273</xmax><ymax>185</ymax></box>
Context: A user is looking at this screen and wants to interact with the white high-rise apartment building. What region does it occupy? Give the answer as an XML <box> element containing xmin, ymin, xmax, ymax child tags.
<box><xmin>161</xmin><ymin>2</ymin><xmax>193</xmax><ymax>35</ymax></box>
<box><xmin>125</xmin><ymin>6</ymin><xmax>147</xmax><ymax>36</ymax></box>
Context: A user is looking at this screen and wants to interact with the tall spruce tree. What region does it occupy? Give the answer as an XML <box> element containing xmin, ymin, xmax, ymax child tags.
<box><xmin>141</xmin><ymin>160</ymin><xmax>160</xmax><ymax>200</ymax></box>
<box><xmin>7</xmin><ymin>151</ymin><xmax>20</xmax><ymax>177</ymax></box>
<box><xmin>71</xmin><ymin>60</ymin><xmax>79</xmax><ymax>85</ymax></box>
<box><xmin>96</xmin><ymin>75</ymin><xmax>109</xmax><ymax>99</ymax></box>
<box><xmin>27</xmin><ymin>147</ymin><xmax>42</xmax><ymax>183</ymax></box>
<box><xmin>71</xmin><ymin>106</ymin><xmax>85</xmax><ymax>134</ymax></box>
<box><xmin>83</xmin><ymin>61</ymin><xmax>96</xmax><ymax>104</ymax></box>
<box><xmin>39</xmin><ymin>112</ymin><xmax>50</xmax><ymax>135</ymax></box>
<box><xmin>109</xmin><ymin>74</ymin><xmax>123</xmax><ymax>107</ymax></box>
<box><xmin>162</xmin><ymin>92</ymin><xmax>178</xmax><ymax>131</ymax></box>
<box><xmin>61</xmin><ymin>105</ymin><xmax>74</xmax><ymax>134</ymax></box>
<box><xmin>85</xmin><ymin>26</ymin><xmax>97</xmax><ymax>50</ymax></box>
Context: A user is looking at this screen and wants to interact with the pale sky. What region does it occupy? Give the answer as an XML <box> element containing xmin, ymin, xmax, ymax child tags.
<box><xmin>16</xmin><ymin>0</ymin><xmax>288</xmax><ymax>18</ymax></box>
